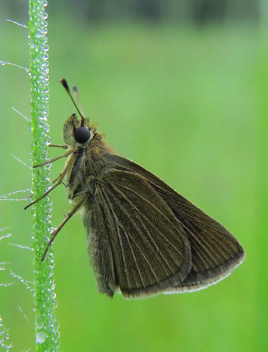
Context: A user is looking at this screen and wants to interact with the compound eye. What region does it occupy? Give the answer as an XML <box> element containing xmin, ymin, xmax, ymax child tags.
<box><xmin>74</xmin><ymin>126</ymin><xmax>91</xmax><ymax>144</ymax></box>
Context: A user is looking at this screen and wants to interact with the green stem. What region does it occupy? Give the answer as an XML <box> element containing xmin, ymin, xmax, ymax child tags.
<box><xmin>28</xmin><ymin>0</ymin><xmax>60</xmax><ymax>350</ymax></box>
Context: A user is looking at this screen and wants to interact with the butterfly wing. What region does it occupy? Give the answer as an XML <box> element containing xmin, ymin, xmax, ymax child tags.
<box><xmin>84</xmin><ymin>167</ymin><xmax>192</xmax><ymax>298</ymax></box>
<box><xmin>152</xmin><ymin>183</ymin><xmax>245</xmax><ymax>293</ymax></box>
<box><xmin>100</xmin><ymin>154</ymin><xmax>245</xmax><ymax>294</ymax></box>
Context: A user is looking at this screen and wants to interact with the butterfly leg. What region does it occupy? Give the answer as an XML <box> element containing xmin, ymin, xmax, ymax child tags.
<box><xmin>24</xmin><ymin>149</ymin><xmax>78</xmax><ymax>210</ymax></box>
<box><xmin>33</xmin><ymin>147</ymin><xmax>77</xmax><ymax>168</ymax></box>
<box><xmin>41</xmin><ymin>195</ymin><xmax>87</xmax><ymax>261</ymax></box>
<box><xmin>48</xmin><ymin>144</ymin><xmax>68</xmax><ymax>149</ymax></box>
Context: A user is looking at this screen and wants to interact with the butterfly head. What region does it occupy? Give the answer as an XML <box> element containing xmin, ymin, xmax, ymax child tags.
<box><xmin>62</xmin><ymin>113</ymin><xmax>94</xmax><ymax>147</ymax></box>
<box><xmin>60</xmin><ymin>78</ymin><xmax>97</xmax><ymax>147</ymax></box>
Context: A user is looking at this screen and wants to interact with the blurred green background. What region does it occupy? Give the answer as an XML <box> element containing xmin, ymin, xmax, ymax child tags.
<box><xmin>0</xmin><ymin>0</ymin><xmax>267</xmax><ymax>351</ymax></box>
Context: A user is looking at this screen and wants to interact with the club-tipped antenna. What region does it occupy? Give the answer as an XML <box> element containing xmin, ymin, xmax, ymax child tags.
<box><xmin>60</xmin><ymin>78</ymin><xmax>85</xmax><ymax>125</ymax></box>
<box><xmin>73</xmin><ymin>85</ymin><xmax>85</xmax><ymax>118</ymax></box>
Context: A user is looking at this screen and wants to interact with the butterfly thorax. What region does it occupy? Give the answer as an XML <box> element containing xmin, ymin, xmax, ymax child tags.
<box><xmin>66</xmin><ymin>132</ymin><xmax>115</xmax><ymax>202</ymax></box>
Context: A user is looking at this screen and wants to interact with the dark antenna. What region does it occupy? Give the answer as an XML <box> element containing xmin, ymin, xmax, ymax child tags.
<box><xmin>60</xmin><ymin>78</ymin><xmax>85</xmax><ymax>125</ymax></box>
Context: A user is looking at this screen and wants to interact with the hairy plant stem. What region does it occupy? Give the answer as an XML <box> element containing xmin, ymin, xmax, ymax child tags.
<box><xmin>28</xmin><ymin>0</ymin><xmax>60</xmax><ymax>350</ymax></box>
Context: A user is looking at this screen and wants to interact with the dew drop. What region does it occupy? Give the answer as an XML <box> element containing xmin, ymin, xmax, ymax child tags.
<box><xmin>36</xmin><ymin>316</ymin><xmax>44</xmax><ymax>330</ymax></box>
<box><xmin>36</xmin><ymin>331</ymin><xmax>47</xmax><ymax>344</ymax></box>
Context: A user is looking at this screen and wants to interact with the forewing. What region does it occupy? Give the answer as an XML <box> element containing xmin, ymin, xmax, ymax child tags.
<box><xmin>102</xmin><ymin>154</ymin><xmax>245</xmax><ymax>293</ymax></box>
<box><xmin>93</xmin><ymin>169</ymin><xmax>192</xmax><ymax>298</ymax></box>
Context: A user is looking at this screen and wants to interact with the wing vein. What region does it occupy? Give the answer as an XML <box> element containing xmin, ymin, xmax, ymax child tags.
<box><xmin>103</xmin><ymin>186</ymin><xmax>164</xmax><ymax>281</ymax></box>
<box><xmin>101</xmin><ymin>188</ymin><xmax>147</xmax><ymax>288</ymax></box>
<box><xmin>105</xmin><ymin>182</ymin><xmax>179</xmax><ymax>275</ymax></box>
<box><xmin>99</xmin><ymin>188</ymin><xmax>132</xmax><ymax>291</ymax></box>
<box><xmin>111</xmin><ymin>181</ymin><xmax>184</xmax><ymax>257</ymax></box>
